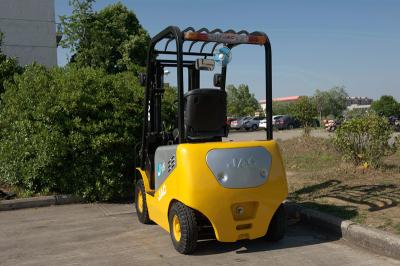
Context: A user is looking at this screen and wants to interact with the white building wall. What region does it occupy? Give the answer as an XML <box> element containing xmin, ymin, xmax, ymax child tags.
<box><xmin>0</xmin><ymin>0</ymin><xmax>57</xmax><ymax>67</ymax></box>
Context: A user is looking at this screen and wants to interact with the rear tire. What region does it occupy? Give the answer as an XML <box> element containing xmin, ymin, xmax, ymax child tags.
<box><xmin>265</xmin><ymin>204</ymin><xmax>286</xmax><ymax>242</ymax></box>
<box><xmin>135</xmin><ymin>179</ymin><xmax>151</xmax><ymax>224</ymax></box>
<box><xmin>169</xmin><ymin>202</ymin><xmax>198</xmax><ymax>254</ymax></box>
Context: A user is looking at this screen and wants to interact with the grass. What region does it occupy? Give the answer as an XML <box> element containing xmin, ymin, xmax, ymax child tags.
<box><xmin>395</xmin><ymin>223</ymin><xmax>400</xmax><ymax>234</ymax></box>
<box><xmin>280</xmin><ymin>135</ymin><xmax>400</xmax><ymax>235</ymax></box>
<box><xmin>0</xmin><ymin>181</ymin><xmax>46</xmax><ymax>200</ymax></box>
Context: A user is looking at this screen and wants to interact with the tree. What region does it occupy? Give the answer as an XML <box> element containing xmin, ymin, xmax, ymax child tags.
<box><xmin>371</xmin><ymin>95</ymin><xmax>400</xmax><ymax>117</ymax></box>
<box><xmin>314</xmin><ymin>86</ymin><xmax>348</xmax><ymax>118</ymax></box>
<box><xmin>272</xmin><ymin>101</ymin><xmax>292</xmax><ymax>115</ymax></box>
<box><xmin>0</xmin><ymin>31</ymin><xmax>23</xmax><ymax>95</ymax></box>
<box><xmin>226</xmin><ymin>84</ymin><xmax>262</xmax><ymax>117</ymax></box>
<box><xmin>59</xmin><ymin>0</ymin><xmax>150</xmax><ymax>73</ymax></box>
<box><xmin>289</xmin><ymin>96</ymin><xmax>318</xmax><ymax>136</ymax></box>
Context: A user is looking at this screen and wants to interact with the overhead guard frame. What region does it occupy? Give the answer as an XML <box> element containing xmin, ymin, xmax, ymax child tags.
<box><xmin>140</xmin><ymin>26</ymin><xmax>273</xmax><ymax>168</ymax></box>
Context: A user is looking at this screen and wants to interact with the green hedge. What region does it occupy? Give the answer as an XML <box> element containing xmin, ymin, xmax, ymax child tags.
<box><xmin>0</xmin><ymin>65</ymin><xmax>144</xmax><ymax>200</ymax></box>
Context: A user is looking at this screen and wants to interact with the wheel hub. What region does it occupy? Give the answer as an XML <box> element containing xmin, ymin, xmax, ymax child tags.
<box><xmin>137</xmin><ymin>190</ymin><xmax>143</xmax><ymax>213</ymax></box>
<box><xmin>172</xmin><ymin>215</ymin><xmax>181</xmax><ymax>242</ymax></box>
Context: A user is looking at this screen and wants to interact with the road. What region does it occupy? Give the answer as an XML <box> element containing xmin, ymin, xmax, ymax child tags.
<box><xmin>1</xmin><ymin>204</ymin><xmax>399</xmax><ymax>266</ymax></box>
<box><xmin>225</xmin><ymin>128</ymin><xmax>332</xmax><ymax>142</ymax></box>
<box><xmin>225</xmin><ymin>128</ymin><xmax>399</xmax><ymax>142</ymax></box>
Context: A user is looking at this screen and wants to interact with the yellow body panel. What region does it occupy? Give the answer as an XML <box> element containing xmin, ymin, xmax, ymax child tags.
<box><xmin>137</xmin><ymin>140</ymin><xmax>288</xmax><ymax>242</ymax></box>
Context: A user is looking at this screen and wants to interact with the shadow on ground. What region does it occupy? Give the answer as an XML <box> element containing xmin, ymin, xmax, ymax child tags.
<box><xmin>193</xmin><ymin>222</ymin><xmax>339</xmax><ymax>255</ymax></box>
<box><xmin>290</xmin><ymin>179</ymin><xmax>400</xmax><ymax>212</ymax></box>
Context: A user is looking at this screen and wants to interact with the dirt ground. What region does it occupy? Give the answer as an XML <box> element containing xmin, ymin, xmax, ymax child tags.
<box><xmin>280</xmin><ymin>136</ymin><xmax>400</xmax><ymax>234</ymax></box>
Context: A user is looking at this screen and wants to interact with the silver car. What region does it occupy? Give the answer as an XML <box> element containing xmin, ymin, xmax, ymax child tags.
<box><xmin>243</xmin><ymin>116</ymin><xmax>265</xmax><ymax>131</ymax></box>
<box><xmin>230</xmin><ymin>116</ymin><xmax>251</xmax><ymax>130</ymax></box>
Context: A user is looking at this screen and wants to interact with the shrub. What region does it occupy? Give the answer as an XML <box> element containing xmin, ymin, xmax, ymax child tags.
<box><xmin>0</xmin><ymin>64</ymin><xmax>144</xmax><ymax>200</ymax></box>
<box><xmin>334</xmin><ymin>113</ymin><xmax>398</xmax><ymax>168</ymax></box>
<box><xmin>0</xmin><ymin>32</ymin><xmax>24</xmax><ymax>95</ymax></box>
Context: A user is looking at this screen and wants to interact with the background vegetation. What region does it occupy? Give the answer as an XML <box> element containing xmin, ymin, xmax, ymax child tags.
<box><xmin>226</xmin><ymin>84</ymin><xmax>262</xmax><ymax>117</ymax></box>
<box><xmin>371</xmin><ymin>95</ymin><xmax>400</xmax><ymax>117</ymax></box>
<box><xmin>0</xmin><ymin>65</ymin><xmax>143</xmax><ymax>200</ymax></box>
<box><xmin>59</xmin><ymin>0</ymin><xmax>149</xmax><ymax>74</ymax></box>
<box><xmin>289</xmin><ymin>96</ymin><xmax>318</xmax><ymax>135</ymax></box>
<box><xmin>334</xmin><ymin>112</ymin><xmax>398</xmax><ymax>168</ymax></box>
<box><xmin>0</xmin><ymin>0</ymin><xmax>149</xmax><ymax>200</ymax></box>
<box><xmin>0</xmin><ymin>32</ymin><xmax>23</xmax><ymax>95</ymax></box>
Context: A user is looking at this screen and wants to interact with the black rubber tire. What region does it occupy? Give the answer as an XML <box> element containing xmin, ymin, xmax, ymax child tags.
<box><xmin>169</xmin><ymin>202</ymin><xmax>198</xmax><ymax>254</ymax></box>
<box><xmin>251</xmin><ymin>124</ymin><xmax>258</xmax><ymax>131</ymax></box>
<box><xmin>265</xmin><ymin>204</ymin><xmax>286</xmax><ymax>242</ymax></box>
<box><xmin>135</xmin><ymin>179</ymin><xmax>151</xmax><ymax>224</ymax></box>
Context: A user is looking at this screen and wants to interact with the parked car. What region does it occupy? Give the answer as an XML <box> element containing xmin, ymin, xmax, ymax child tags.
<box><xmin>243</xmin><ymin>116</ymin><xmax>265</xmax><ymax>131</ymax></box>
<box><xmin>275</xmin><ymin>115</ymin><xmax>301</xmax><ymax>130</ymax></box>
<box><xmin>389</xmin><ymin>116</ymin><xmax>400</xmax><ymax>132</ymax></box>
<box><xmin>230</xmin><ymin>116</ymin><xmax>251</xmax><ymax>130</ymax></box>
<box><xmin>226</xmin><ymin>117</ymin><xmax>237</xmax><ymax>128</ymax></box>
<box><xmin>259</xmin><ymin>119</ymin><xmax>267</xmax><ymax>129</ymax></box>
<box><xmin>259</xmin><ymin>115</ymin><xmax>284</xmax><ymax>129</ymax></box>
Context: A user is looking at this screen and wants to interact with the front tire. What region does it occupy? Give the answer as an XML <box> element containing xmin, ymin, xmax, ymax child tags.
<box><xmin>169</xmin><ymin>202</ymin><xmax>198</xmax><ymax>254</ymax></box>
<box><xmin>135</xmin><ymin>179</ymin><xmax>151</xmax><ymax>224</ymax></box>
<box><xmin>265</xmin><ymin>204</ymin><xmax>286</xmax><ymax>242</ymax></box>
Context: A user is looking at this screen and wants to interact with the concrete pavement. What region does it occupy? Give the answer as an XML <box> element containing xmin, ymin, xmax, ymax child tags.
<box><xmin>1</xmin><ymin>204</ymin><xmax>399</xmax><ymax>266</ymax></box>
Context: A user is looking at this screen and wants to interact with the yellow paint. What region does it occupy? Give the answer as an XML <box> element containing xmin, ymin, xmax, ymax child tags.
<box><xmin>172</xmin><ymin>215</ymin><xmax>181</xmax><ymax>242</ymax></box>
<box><xmin>136</xmin><ymin>140</ymin><xmax>288</xmax><ymax>242</ymax></box>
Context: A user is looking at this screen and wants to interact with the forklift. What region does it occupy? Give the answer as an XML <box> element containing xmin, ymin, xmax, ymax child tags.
<box><xmin>135</xmin><ymin>26</ymin><xmax>288</xmax><ymax>254</ymax></box>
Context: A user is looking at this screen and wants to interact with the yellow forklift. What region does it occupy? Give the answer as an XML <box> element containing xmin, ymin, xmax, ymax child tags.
<box><xmin>135</xmin><ymin>26</ymin><xmax>288</xmax><ymax>254</ymax></box>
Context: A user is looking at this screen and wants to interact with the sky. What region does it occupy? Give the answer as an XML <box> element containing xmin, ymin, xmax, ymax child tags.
<box><xmin>55</xmin><ymin>0</ymin><xmax>400</xmax><ymax>101</ymax></box>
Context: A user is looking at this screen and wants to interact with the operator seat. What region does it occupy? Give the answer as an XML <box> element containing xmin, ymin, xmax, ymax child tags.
<box><xmin>184</xmin><ymin>88</ymin><xmax>228</xmax><ymax>142</ymax></box>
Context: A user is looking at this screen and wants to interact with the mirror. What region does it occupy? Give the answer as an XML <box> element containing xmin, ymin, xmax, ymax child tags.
<box><xmin>213</xmin><ymin>73</ymin><xmax>222</xmax><ymax>87</ymax></box>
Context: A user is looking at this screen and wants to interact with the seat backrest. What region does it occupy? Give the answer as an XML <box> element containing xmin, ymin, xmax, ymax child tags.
<box><xmin>184</xmin><ymin>88</ymin><xmax>227</xmax><ymax>141</ymax></box>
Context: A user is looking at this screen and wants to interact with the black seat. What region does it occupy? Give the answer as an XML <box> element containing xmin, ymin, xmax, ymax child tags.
<box><xmin>184</xmin><ymin>88</ymin><xmax>227</xmax><ymax>141</ymax></box>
